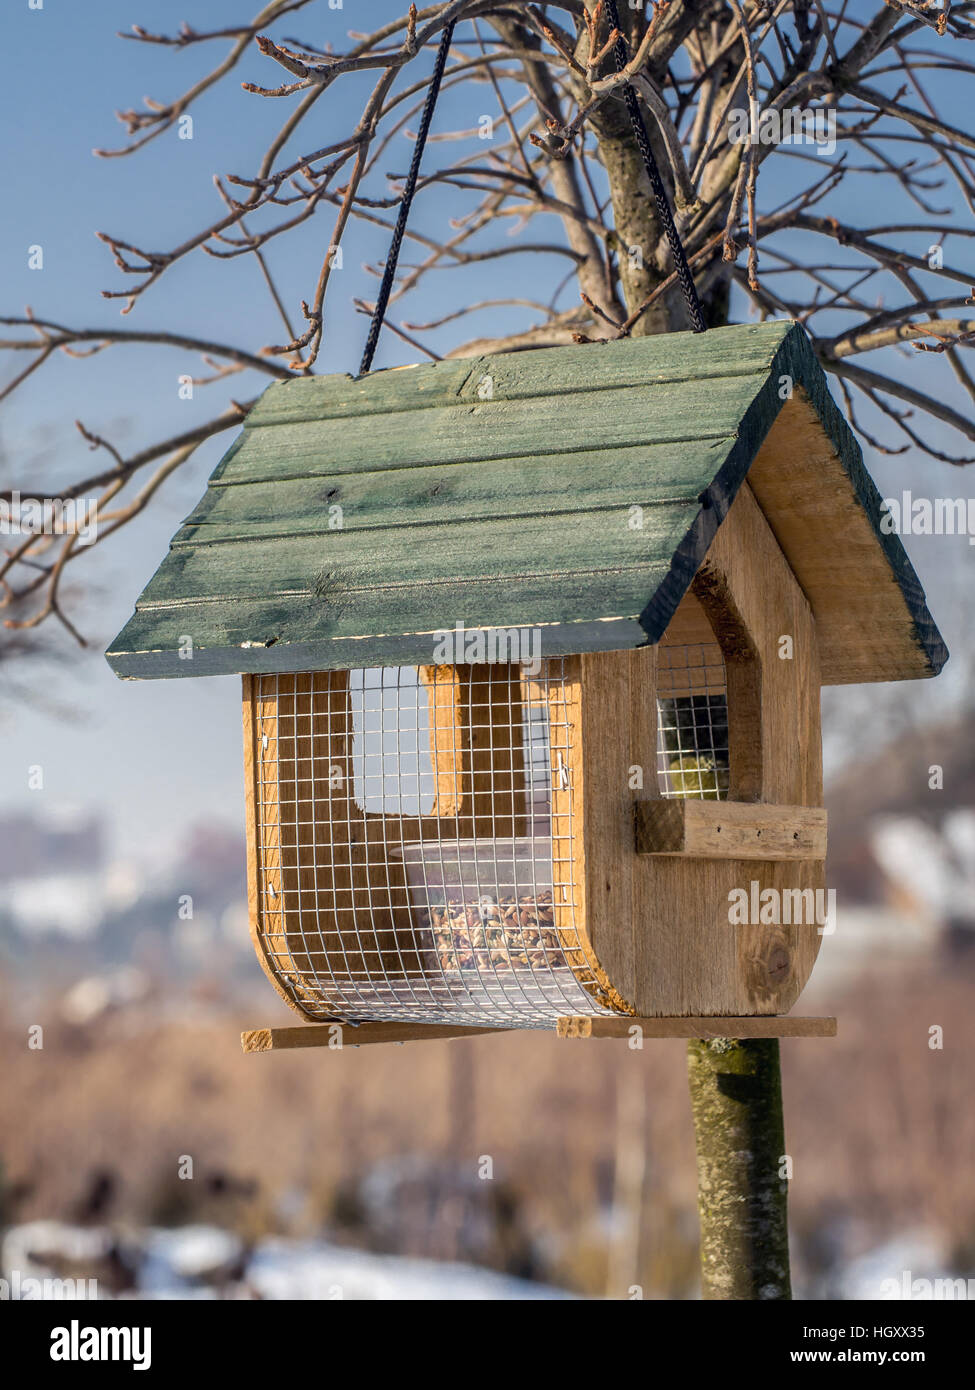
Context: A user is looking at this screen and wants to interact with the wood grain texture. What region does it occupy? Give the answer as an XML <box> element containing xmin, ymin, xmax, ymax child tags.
<box><xmin>557</xmin><ymin>1015</ymin><xmax>836</xmax><ymax>1039</ymax></box>
<box><xmin>242</xmin><ymin>488</ymin><xmax>829</xmax><ymax>1025</ymax></box>
<box><xmin>658</xmin><ymin>589</ymin><xmax>717</xmax><ymax>653</ymax></box>
<box><xmin>748</xmin><ymin>391</ymin><xmax>942</xmax><ymax>685</ymax></box>
<box><xmin>105</xmin><ymin>576</ymin><xmax>665</xmax><ymax>681</ymax></box>
<box><xmin>243</xmin><ymin>660</ymin><xmax>615</xmax><ymax>1025</ymax></box>
<box><xmin>184</xmin><ymin>442</ymin><xmax>731</xmax><ymax>535</ymax></box>
<box><xmin>635</xmin><ymin>799</ymin><xmax>827</xmax><ymax>860</ymax></box>
<box><xmin>544</xmin><ymin>657</ymin><xmax>632</xmax><ymax>1014</ymax></box>
<box><xmin>214</xmin><ymin>379</ymin><xmax>755</xmax><ymax>485</ymax></box>
<box><xmin>107</xmin><ymin>320</ymin><xmax>946</xmax><ymax>685</ymax></box>
<box><xmin>626</xmin><ymin>484</ymin><xmax>826</xmax><ymax>1016</ymax></box>
<box><xmin>122</xmin><ymin>506</ymin><xmax>698</xmax><ymax>604</ymax></box>
<box><xmin>566</xmin><ymin>645</ymin><xmax>662</xmax><ymax>1015</ymax></box>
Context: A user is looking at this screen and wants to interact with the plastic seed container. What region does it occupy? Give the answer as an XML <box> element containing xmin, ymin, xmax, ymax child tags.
<box><xmin>391</xmin><ymin>838</ymin><xmax>569</xmax><ymax>984</ymax></box>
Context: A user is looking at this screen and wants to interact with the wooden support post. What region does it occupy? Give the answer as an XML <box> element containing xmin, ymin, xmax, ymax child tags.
<box><xmin>687</xmin><ymin>1038</ymin><xmax>792</xmax><ymax>1300</ymax></box>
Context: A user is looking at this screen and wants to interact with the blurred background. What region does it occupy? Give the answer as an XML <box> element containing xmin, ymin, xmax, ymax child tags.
<box><xmin>1</xmin><ymin>1</ymin><xmax>973</xmax><ymax>1300</ymax></box>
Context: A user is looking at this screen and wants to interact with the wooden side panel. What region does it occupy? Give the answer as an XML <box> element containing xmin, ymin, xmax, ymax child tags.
<box><xmin>548</xmin><ymin>656</ymin><xmax>581</xmax><ymax>963</ymax></box>
<box><xmin>246</xmin><ymin>663</ymin><xmax>576</xmax><ymax>1021</ymax></box>
<box><xmin>581</xmin><ymin>482</ymin><xmax>825</xmax><ymax>1017</ymax></box>
<box><xmin>568</xmin><ymin>646</ymin><xmax>660</xmax><ymax>1014</ymax></box>
<box><xmin>658</xmin><ymin>589</ymin><xmax>716</xmax><ymax>649</ymax></box>
<box><xmin>705</xmin><ymin>482</ymin><xmax>823</xmax><ymax>808</ymax></box>
<box><xmin>688</xmin><ymin>564</ymin><xmax>763</xmax><ymax>803</ymax></box>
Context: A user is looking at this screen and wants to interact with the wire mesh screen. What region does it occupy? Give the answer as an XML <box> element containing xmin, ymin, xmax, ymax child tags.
<box><xmin>656</xmin><ymin>642</ymin><xmax>730</xmax><ymax>799</ymax></box>
<box><xmin>251</xmin><ymin>662</ymin><xmax>616</xmax><ymax>1029</ymax></box>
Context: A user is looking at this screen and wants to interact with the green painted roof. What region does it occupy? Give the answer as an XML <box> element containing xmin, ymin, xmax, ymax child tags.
<box><xmin>107</xmin><ymin>319</ymin><xmax>946</xmax><ymax>683</ymax></box>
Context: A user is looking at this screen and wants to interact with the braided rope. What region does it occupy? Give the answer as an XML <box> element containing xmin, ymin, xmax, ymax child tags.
<box><xmin>359</xmin><ymin>18</ymin><xmax>457</xmax><ymax>375</ymax></box>
<box><xmin>603</xmin><ymin>0</ymin><xmax>707</xmax><ymax>333</ymax></box>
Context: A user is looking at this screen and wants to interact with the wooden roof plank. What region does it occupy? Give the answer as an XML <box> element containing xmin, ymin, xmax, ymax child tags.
<box><xmin>107</xmin><ymin>569</ymin><xmax>670</xmax><ymax>679</ymax></box>
<box><xmin>214</xmin><ymin>373</ymin><xmax>765</xmax><ymax>487</ymax></box>
<box><xmin>181</xmin><ymin>439</ymin><xmax>732</xmax><ymax>537</ymax></box>
<box><xmin>134</xmin><ymin>503</ymin><xmax>699</xmax><ymax>606</ymax></box>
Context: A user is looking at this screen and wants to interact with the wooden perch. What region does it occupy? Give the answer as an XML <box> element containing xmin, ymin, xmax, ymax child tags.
<box><xmin>242</xmin><ymin>1022</ymin><xmax>504</xmax><ymax>1052</ymax></box>
<box><xmin>635</xmin><ymin>799</ymin><xmax>827</xmax><ymax>860</ymax></box>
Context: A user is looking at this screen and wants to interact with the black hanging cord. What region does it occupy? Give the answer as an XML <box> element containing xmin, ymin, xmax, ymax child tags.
<box><xmin>359</xmin><ymin>18</ymin><xmax>457</xmax><ymax>375</ymax></box>
<box><xmin>602</xmin><ymin>0</ymin><xmax>707</xmax><ymax>334</ymax></box>
<box><xmin>360</xmin><ymin>5</ymin><xmax>704</xmax><ymax>367</ymax></box>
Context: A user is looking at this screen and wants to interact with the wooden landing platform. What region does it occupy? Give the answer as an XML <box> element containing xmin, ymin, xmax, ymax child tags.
<box><xmin>242</xmin><ymin>1015</ymin><xmax>836</xmax><ymax>1052</ymax></box>
<box><xmin>556</xmin><ymin>1015</ymin><xmax>837</xmax><ymax>1040</ymax></box>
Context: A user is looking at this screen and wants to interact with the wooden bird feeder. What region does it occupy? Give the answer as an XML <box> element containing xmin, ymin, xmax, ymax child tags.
<box><xmin>107</xmin><ymin>321</ymin><xmax>946</xmax><ymax>1052</ymax></box>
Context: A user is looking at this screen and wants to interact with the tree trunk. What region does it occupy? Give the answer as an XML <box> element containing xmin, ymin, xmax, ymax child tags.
<box><xmin>687</xmin><ymin>1039</ymin><xmax>792</xmax><ymax>1299</ymax></box>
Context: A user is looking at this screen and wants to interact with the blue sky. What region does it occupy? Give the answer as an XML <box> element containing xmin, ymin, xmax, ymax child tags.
<box><xmin>1</xmin><ymin>1</ymin><xmax>972</xmax><ymax>862</ymax></box>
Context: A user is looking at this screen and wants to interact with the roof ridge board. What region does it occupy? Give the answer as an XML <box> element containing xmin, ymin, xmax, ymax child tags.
<box><xmin>241</xmin><ymin>359</ymin><xmax>783</xmax><ymax>431</ymax></box>
<box><xmin>244</xmin><ymin>320</ymin><xmax>797</xmax><ymax>428</ymax></box>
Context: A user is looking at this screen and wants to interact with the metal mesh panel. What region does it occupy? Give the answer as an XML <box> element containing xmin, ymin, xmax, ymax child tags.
<box><xmin>656</xmin><ymin>642</ymin><xmax>730</xmax><ymax>799</ymax></box>
<box><xmin>252</xmin><ymin>661</ymin><xmax>614</xmax><ymax>1029</ymax></box>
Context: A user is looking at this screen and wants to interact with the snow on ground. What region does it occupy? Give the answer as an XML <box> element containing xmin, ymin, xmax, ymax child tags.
<box><xmin>6</xmin><ymin>1221</ymin><xmax>971</xmax><ymax>1301</ymax></box>
<box><xmin>244</xmin><ymin>1238</ymin><xmax>571</xmax><ymax>1301</ymax></box>
<box><xmin>1</xmin><ymin>1222</ymin><xmax>573</xmax><ymax>1301</ymax></box>
<box><xmin>833</xmin><ymin>1230</ymin><xmax>963</xmax><ymax>1301</ymax></box>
